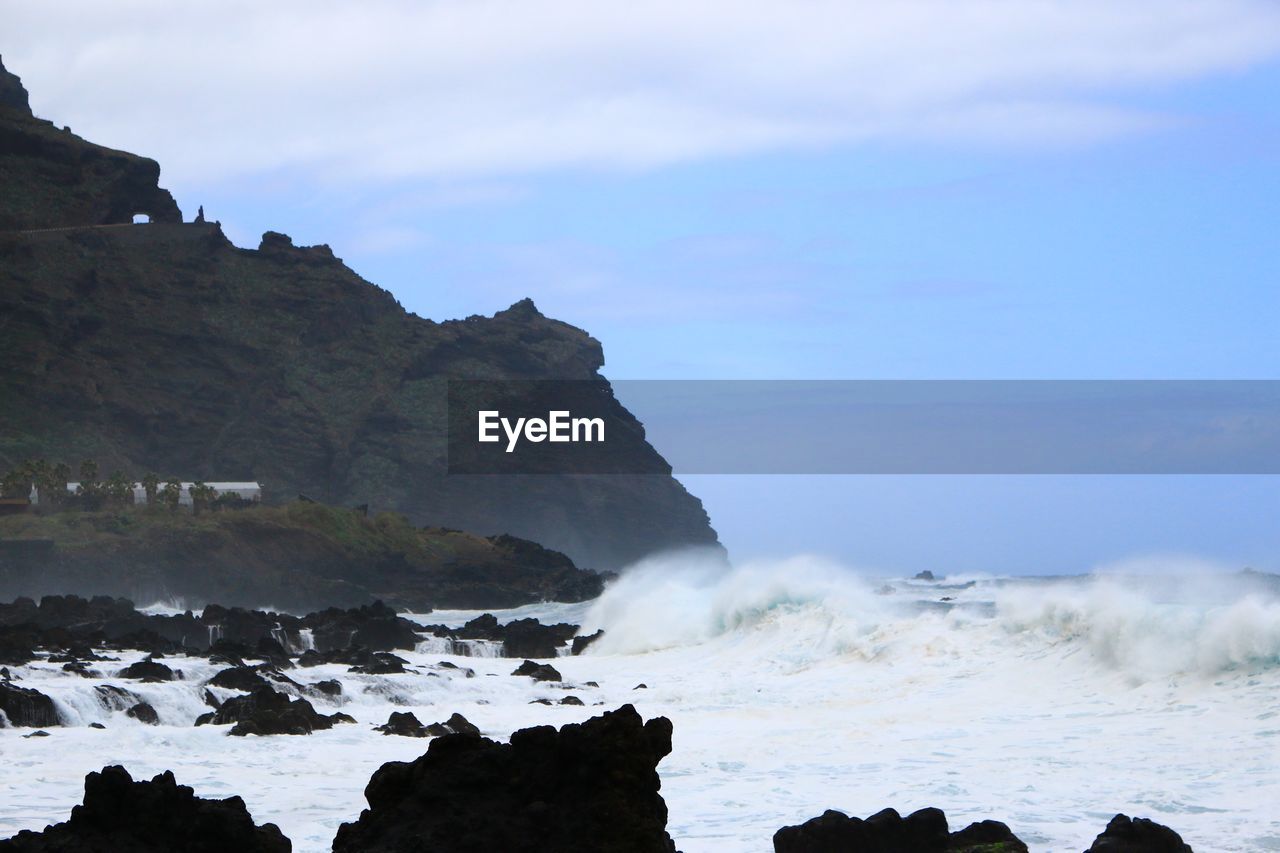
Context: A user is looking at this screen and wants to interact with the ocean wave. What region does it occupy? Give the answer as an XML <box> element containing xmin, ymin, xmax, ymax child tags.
<box><xmin>580</xmin><ymin>552</ymin><xmax>1280</xmax><ymax>678</ymax></box>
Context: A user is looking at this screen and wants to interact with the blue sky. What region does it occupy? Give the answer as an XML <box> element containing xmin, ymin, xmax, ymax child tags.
<box><xmin>7</xmin><ymin>1</ymin><xmax>1280</xmax><ymax>573</ymax></box>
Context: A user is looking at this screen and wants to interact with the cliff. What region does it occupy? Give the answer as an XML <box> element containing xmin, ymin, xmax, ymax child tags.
<box><xmin>0</xmin><ymin>57</ymin><xmax>718</xmax><ymax>570</ymax></box>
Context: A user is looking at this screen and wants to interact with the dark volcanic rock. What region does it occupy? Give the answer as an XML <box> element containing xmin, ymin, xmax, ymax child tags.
<box><xmin>304</xmin><ymin>602</ymin><xmax>420</xmax><ymax>653</ymax></box>
<box><xmin>117</xmin><ymin>658</ymin><xmax>179</xmax><ymax>682</ymax></box>
<box><xmin>501</xmin><ymin>618</ymin><xmax>577</xmax><ymax>658</ymax></box>
<box><xmin>424</xmin><ymin>712</ymin><xmax>480</xmax><ymax>737</ymax></box>
<box><xmin>572</xmin><ymin>629</ymin><xmax>604</xmax><ymax>655</ymax></box>
<box><xmin>0</xmin><ymin>55</ymin><xmax>718</xmax><ymax>585</ymax></box>
<box><xmin>126</xmin><ymin>702</ymin><xmax>159</xmax><ymax>725</ymax></box>
<box><xmin>1086</xmin><ymin>814</ymin><xmax>1193</xmax><ymax>852</ymax></box>
<box><xmin>349</xmin><ymin>653</ymin><xmax>409</xmax><ymax>675</ymax></box>
<box><xmin>93</xmin><ymin>684</ymin><xmax>142</xmax><ymax>712</ymax></box>
<box><xmin>0</xmin><ymin>765</ymin><xmax>290</xmax><ymax>852</ymax></box>
<box><xmin>511</xmin><ymin>659</ymin><xmax>562</xmax><ymax>682</ymax></box>
<box><xmin>208</xmin><ymin>666</ymin><xmax>272</xmax><ymax>693</ymax></box>
<box><xmin>333</xmin><ymin>704</ymin><xmax>675</xmax><ymax>853</ymax></box>
<box><xmin>0</xmin><ymin>682</ymin><xmax>60</xmax><ymax>728</ymax></box>
<box><xmin>199</xmin><ymin>686</ymin><xmax>353</xmax><ymax>736</ymax></box>
<box><xmin>374</xmin><ymin>711</ymin><xmax>430</xmax><ymax>737</ymax></box>
<box><xmin>421</xmin><ymin>613</ymin><xmax>579</xmax><ymax>658</ymax></box>
<box><xmin>772</xmin><ymin>807</ymin><xmax>1028</xmax><ymax>853</ymax></box>
<box><xmin>373</xmin><ymin>711</ymin><xmax>477</xmax><ymax>738</ymax></box>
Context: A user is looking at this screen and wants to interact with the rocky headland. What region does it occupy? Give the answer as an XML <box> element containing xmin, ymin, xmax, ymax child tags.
<box><xmin>0</xmin><ymin>55</ymin><xmax>718</xmax><ymax>573</ymax></box>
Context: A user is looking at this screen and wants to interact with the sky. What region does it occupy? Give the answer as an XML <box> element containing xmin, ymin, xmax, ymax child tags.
<box><xmin>5</xmin><ymin>0</ymin><xmax>1280</xmax><ymax>574</ymax></box>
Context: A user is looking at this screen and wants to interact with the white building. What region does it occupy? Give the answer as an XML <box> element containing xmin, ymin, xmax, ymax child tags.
<box><xmin>33</xmin><ymin>482</ymin><xmax>262</xmax><ymax>506</ymax></box>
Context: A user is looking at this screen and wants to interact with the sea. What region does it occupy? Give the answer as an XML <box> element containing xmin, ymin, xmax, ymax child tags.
<box><xmin>2</xmin><ymin>551</ymin><xmax>1278</xmax><ymax>851</ymax></box>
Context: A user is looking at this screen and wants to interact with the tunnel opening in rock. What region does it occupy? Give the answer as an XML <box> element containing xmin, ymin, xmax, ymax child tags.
<box><xmin>131</xmin><ymin>213</ymin><xmax>151</xmax><ymax>224</ymax></box>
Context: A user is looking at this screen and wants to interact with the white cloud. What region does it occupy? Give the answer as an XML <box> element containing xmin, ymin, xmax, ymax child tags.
<box><xmin>4</xmin><ymin>0</ymin><xmax>1280</xmax><ymax>185</ymax></box>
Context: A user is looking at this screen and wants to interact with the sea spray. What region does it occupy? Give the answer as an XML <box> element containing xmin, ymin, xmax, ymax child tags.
<box><xmin>582</xmin><ymin>552</ymin><xmax>1280</xmax><ymax>680</ymax></box>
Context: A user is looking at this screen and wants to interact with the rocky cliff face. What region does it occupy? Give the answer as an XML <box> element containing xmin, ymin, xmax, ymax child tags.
<box><xmin>0</xmin><ymin>57</ymin><xmax>718</xmax><ymax>570</ymax></box>
<box><xmin>0</xmin><ymin>57</ymin><xmax>181</xmax><ymax>230</ymax></box>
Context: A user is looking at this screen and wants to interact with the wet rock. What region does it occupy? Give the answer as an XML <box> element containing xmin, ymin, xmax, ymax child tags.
<box><xmin>117</xmin><ymin>658</ymin><xmax>179</xmax><ymax>682</ymax></box>
<box><xmin>424</xmin><ymin>614</ymin><xmax>579</xmax><ymax>658</ymax></box>
<box><xmin>62</xmin><ymin>660</ymin><xmax>101</xmax><ymax>678</ymax></box>
<box><xmin>560</xmin><ymin>695</ymin><xmax>585</xmax><ymax>706</ymax></box>
<box><xmin>424</xmin><ymin>712</ymin><xmax>480</xmax><ymax>737</ymax></box>
<box><xmin>208</xmin><ymin>666</ymin><xmax>272</xmax><ymax>692</ymax></box>
<box><xmin>1086</xmin><ymin>814</ymin><xmax>1193</xmax><ymax>852</ymax></box>
<box><xmin>302</xmin><ymin>602</ymin><xmax>421</xmax><ymax>653</ymax></box>
<box><xmin>333</xmin><ymin>704</ymin><xmax>676</xmax><ymax>853</ymax></box>
<box><xmin>915</xmin><ymin>570</ymin><xmax>937</xmax><ymax>581</ymax></box>
<box><xmin>0</xmin><ymin>682</ymin><xmax>60</xmax><ymax>728</ymax></box>
<box><xmin>374</xmin><ymin>711</ymin><xmax>479</xmax><ymax>738</ymax></box>
<box><xmin>374</xmin><ymin>711</ymin><xmax>430</xmax><ymax>737</ymax></box>
<box><xmin>501</xmin><ymin>618</ymin><xmax>576</xmax><ymax>658</ymax></box>
<box><xmin>89</xmin><ymin>722</ymin><xmax>106</xmax><ymax>729</ymax></box>
<box><xmin>23</xmin><ymin>729</ymin><xmax>51</xmax><ymax>738</ymax></box>
<box><xmin>94</xmin><ymin>684</ymin><xmax>142</xmax><ymax>712</ymax></box>
<box><xmin>127</xmin><ymin>702</ymin><xmax>159</xmax><ymax>725</ymax></box>
<box><xmin>511</xmin><ymin>659</ymin><xmax>561</xmax><ymax>682</ymax></box>
<box><xmin>772</xmin><ymin>807</ymin><xmax>1028</xmax><ymax>853</ymax></box>
<box><xmin>572</xmin><ymin>629</ymin><xmax>603</xmax><ymax>655</ymax></box>
<box><xmin>349</xmin><ymin>652</ymin><xmax>409</xmax><ymax>675</ymax></box>
<box><xmin>0</xmin><ymin>765</ymin><xmax>290</xmax><ymax>852</ymax></box>
<box><xmin>198</xmin><ymin>686</ymin><xmax>353</xmax><ymax>736</ymax></box>
<box><xmin>312</xmin><ymin>679</ymin><xmax>342</xmax><ymax>697</ymax></box>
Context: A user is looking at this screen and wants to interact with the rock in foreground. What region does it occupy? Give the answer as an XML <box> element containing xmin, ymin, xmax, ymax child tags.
<box><xmin>0</xmin><ymin>765</ymin><xmax>290</xmax><ymax>852</ymax></box>
<box><xmin>773</xmin><ymin>807</ymin><xmax>1028</xmax><ymax>853</ymax></box>
<box><xmin>333</xmin><ymin>704</ymin><xmax>676</xmax><ymax>853</ymax></box>
<box><xmin>1086</xmin><ymin>814</ymin><xmax>1194</xmax><ymax>852</ymax></box>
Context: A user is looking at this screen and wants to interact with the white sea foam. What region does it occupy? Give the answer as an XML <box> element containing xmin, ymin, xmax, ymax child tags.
<box><xmin>3</xmin><ymin>558</ymin><xmax>1279</xmax><ymax>852</ymax></box>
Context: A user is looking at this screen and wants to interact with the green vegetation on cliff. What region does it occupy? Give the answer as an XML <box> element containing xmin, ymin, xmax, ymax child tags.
<box><xmin>0</xmin><ymin>501</ymin><xmax>602</xmax><ymax>611</ymax></box>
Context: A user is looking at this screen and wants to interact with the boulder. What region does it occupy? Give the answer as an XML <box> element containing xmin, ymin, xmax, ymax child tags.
<box><xmin>511</xmin><ymin>659</ymin><xmax>561</xmax><ymax>682</ymax></box>
<box><xmin>349</xmin><ymin>653</ymin><xmax>409</xmax><ymax>675</ymax></box>
<box><xmin>0</xmin><ymin>765</ymin><xmax>290</xmax><ymax>852</ymax></box>
<box><xmin>374</xmin><ymin>711</ymin><xmax>430</xmax><ymax>737</ymax></box>
<box><xmin>501</xmin><ymin>618</ymin><xmax>576</xmax><ymax>658</ymax></box>
<box><xmin>126</xmin><ymin>702</ymin><xmax>159</xmax><ymax>725</ymax></box>
<box><xmin>374</xmin><ymin>711</ymin><xmax>479</xmax><ymax>738</ymax></box>
<box><xmin>302</xmin><ymin>602</ymin><xmax>421</xmax><ymax>653</ymax></box>
<box><xmin>117</xmin><ymin>658</ymin><xmax>179</xmax><ymax>682</ymax></box>
<box><xmin>1086</xmin><ymin>814</ymin><xmax>1193</xmax><ymax>852</ymax></box>
<box><xmin>198</xmin><ymin>686</ymin><xmax>353</xmax><ymax>736</ymax></box>
<box><xmin>423</xmin><ymin>712</ymin><xmax>480</xmax><ymax>737</ymax></box>
<box><xmin>0</xmin><ymin>682</ymin><xmax>60</xmax><ymax>728</ymax></box>
<box><xmin>208</xmin><ymin>666</ymin><xmax>272</xmax><ymax>692</ymax></box>
<box><xmin>333</xmin><ymin>704</ymin><xmax>675</xmax><ymax>853</ymax></box>
<box><xmin>772</xmin><ymin>807</ymin><xmax>1027</xmax><ymax>853</ymax></box>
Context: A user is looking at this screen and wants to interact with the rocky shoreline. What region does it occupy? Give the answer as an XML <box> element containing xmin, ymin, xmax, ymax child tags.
<box><xmin>1</xmin><ymin>593</ymin><xmax>1201</xmax><ymax>852</ymax></box>
<box><xmin>0</xmin><ymin>707</ymin><xmax>1196</xmax><ymax>852</ymax></box>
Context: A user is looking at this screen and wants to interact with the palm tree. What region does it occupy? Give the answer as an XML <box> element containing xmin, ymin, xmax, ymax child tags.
<box><xmin>160</xmin><ymin>480</ymin><xmax>182</xmax><ymax>510</ymax></box>
<box><xmin>141</xmin><ymin>472</ymin><xmax>160</xmax><ymax>506</ymax></box>
<box><xmin>78</xmin><ymin>460</ymin><xmax>99</xmax><ymax>496</ymax></box>
<box><xmin>189</xmin><ymin>481</ymin><xmax>216</xmax><ymax>515</ymax></box>
<box><xmin>50</xmin><ymin>462</ymin><xmax>71</xmax><ymax>508</ymax></box>
<box><xmin>105</xmin><ymin>470</ymin><xmax>134</xmax><ymax>507</ymax></box>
